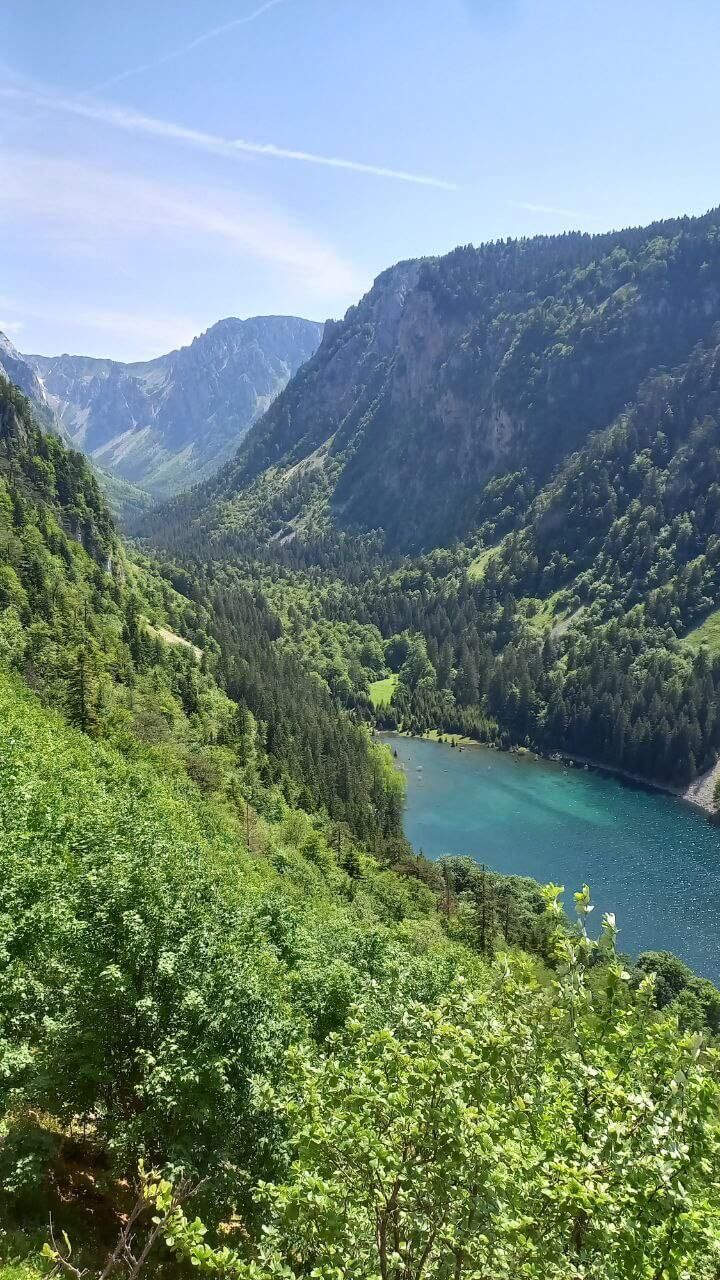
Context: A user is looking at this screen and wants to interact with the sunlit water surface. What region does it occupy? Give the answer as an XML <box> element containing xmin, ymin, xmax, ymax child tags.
<box><xmin>380</xmin><ymin>733</ymin><xmax>720</xmax><ymax>981</ymax></box>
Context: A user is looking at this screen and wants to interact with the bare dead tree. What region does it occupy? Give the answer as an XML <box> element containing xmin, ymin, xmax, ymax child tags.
<box><xmin>46</xmin><ymin>1175</ymin><xmax>198</xmax><ymax>1280</ymax></box>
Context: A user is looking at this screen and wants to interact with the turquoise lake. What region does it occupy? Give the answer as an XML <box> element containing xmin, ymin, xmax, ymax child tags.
<box><xmin>380</xmin><ymin>733</ymin><xmax>720</xmax><ymax>982</ymax></box>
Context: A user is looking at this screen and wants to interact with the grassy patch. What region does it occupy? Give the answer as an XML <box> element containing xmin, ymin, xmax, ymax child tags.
<box><xmin>146</xmin><ymin>622</ymin><xmax>203</xmax><ymax>662</ymax></box>
<box><xmin>369</xmin><ymin>674</ymin><xmax>399</xmax><ymax>708</ymax></box>
<box><xmin>524</xmin><ymin>590</ymin><xmax>568</xmax><ymax>631</ymax></box>
<box><xmin>683</xmin><ymin>608</ymin><xmax>720</xmax><ymax>654</ymax></box>
<box><xmin>467</xmin><ymin>543</ymin><xmax>502</xmax><ymax>582</ymax></box>
<box><xmin>419</xmin><ymin>729</ymin><xmax>479</xmax><ymax>747</ymax></box>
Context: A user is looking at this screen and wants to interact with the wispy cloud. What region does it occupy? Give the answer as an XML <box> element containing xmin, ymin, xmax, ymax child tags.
<box><xmin>0</xmin><ymin>319</ymin><xmax>24</xmax><ymax>337</ymax></box>
<box><xmin>86</xmin><ymin>0</ymin><xmax>287</xmax><ymax>94</ymax></box>
<box><xmin>0</xmin><ymin>293</ymin><xmax>197</xmax><ymax>357</ymax></box>
<box><xmin>0</xmin><ymin>85</ymin><xmax>458</xmax><ymax>190</ymax></box>
<box><xmin>512</xmin><ymin>201</ymin><xmax>582</xmax><ymax>219</ymax></box>
<box><xmin>0</xmin><ymin>150</ymin><xmax>365</xmax><ymax>297</ymax></box>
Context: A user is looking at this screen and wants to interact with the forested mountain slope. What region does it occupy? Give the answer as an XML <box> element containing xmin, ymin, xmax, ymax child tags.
<box><xmin>139</xmin><ymin>209</ymin><xmax>720</xmax><ymax>791</ymax></box>
<box><xmin>145</xmin><ymin>208</ymin><xmax>720</xmax><ymax>552</ymax></box>
<box><xmin>0</xmin><ymin>333</ymin><xmax>158</xmax><ymax>523</ymax></box>
<box><xmin>194</xmin><ymin>349</ymin><xmax>720</xmax><ymax>791</ymax></box>
<box><xmin>0</xmin><ymin>376</ymin><xmax>401</xmax><ymax>840</ymax></box>
<box><xmin>6</xmin><ymin>654</ymin><xmax>720</xmax><ymax>1279</ymax></box>
<box><xmin>360</xmin><ymin>340</ymin><xmax>720</xmax><ymax>787</ymax></box>
<box><xmin>28</xmin><ymin>315</ymin><xmax>322</xmax><ymax>499</ymax></box>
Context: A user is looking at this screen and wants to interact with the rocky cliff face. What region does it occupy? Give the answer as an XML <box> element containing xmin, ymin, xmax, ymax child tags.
<box><xmin>27</xmin><ymin>315</ymin><xmax>323</xmax><ymax>499</ymax></box>
<box><xmin>156</xmin><ymin>209</ymin><xmax>720</xmax><ymax>552</ymax></box>
<box><xmin>0</xmin><ymin>331</ymin><xmax>62</xmax><ymax>436</ymax></box>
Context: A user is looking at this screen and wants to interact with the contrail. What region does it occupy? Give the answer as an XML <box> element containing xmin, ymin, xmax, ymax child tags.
<box><xmin>1</xmin><ymin>86</ymin><xmax>459</xmax><ymax>190</ymax></box>
<box><xmin>513</xmin><ymin>201</ymin><xmax>582</xmax><ymax>219</ymax></box>
<box><xmin>86</xmin><ymin>0</ymin><xmax>288</xmax><ymax>94</ymax></box>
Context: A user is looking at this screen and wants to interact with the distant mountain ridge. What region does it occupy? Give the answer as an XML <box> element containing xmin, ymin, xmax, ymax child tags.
<box><xmin>26</xmin><ymin>314</ymin><xmax>323</xmax><ymax>499</ymax></box>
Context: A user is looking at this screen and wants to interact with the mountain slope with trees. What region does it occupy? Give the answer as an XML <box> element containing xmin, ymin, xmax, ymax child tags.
<box><xmin>140</xmin><ymin>209</ymin><xmax>720</xmax><ymax>793</ymax></box>
<box><xmin>3</xmin><ymin>683</ymin><xmax>719</xmax><ymax>1280</ymax></box>
<box><xmin>0</xmin><ymin>375</ymin><xmax>401</xmax><ymax>842</ymax></box>
<box><xmin>145</xmin><ymin>208</ymin><xmax>720</xmax><ymax>552</ymax></box>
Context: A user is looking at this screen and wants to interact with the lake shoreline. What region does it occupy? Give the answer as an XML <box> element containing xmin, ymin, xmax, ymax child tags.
<box><xmin>379</xmin><ymin>729</ymin><xmax>719</xmax><ymax>819</ymax></box>
<box><xmin>547</xmin><ymin>750</ymin><xmax>719</xmax><ymax>818</ymax></box>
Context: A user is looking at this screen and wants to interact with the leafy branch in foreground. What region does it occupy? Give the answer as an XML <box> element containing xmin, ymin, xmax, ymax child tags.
<box><xmin>130</xmin><ymin>891</ymin><xmax>720</xmax><ymax>1280</ymax></box>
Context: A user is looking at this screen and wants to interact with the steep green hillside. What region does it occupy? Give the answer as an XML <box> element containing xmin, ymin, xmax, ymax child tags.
<box><xmin>0</xmin><ymin>376</ymin><xmax>405</xmax><ymax>840</ymax></box>
<box><xmin>4</xmin><ymin>328</ymin><xmax>720</xmax><ymax>1275</ymax></box>
<box><xmin>0</xmin><ymin>334</ymin><xmax>157</xmax><ymax>523</ymax></box>
<box><xmin>2</xmin><ymin>675</ymin><xmax>719</xmax><ymax>1278</ymax></box>
<box><xmin>0</xmin><ymin>668</ymin><xmax>457</xmax><ymax>1205</ymax></box>
<box><xmin>353</xmin><ymin>340</ymin><xmax>720</xmax><ymax>786</ymax></box>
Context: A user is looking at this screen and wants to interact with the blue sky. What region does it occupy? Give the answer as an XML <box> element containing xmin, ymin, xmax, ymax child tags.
<box><xmin>2</xmin><ymin>0</ymin><xmax>719</xmax><ymax>360</ymax></box>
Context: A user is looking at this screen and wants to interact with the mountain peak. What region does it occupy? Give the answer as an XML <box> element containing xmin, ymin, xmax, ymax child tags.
<box><xmin>0</xmin><ymin>329</ymin><xmax>57</xmax><ymax>426</ymax></box>
<box><xmin>25</xmin><ymin>314</ymin><xmax>323</xmax><ymax>500</ymax></box>
<box><xmin>186</xmin><ymin>314</ymin><xmax>323</xmax><ymax>358</ymax></box>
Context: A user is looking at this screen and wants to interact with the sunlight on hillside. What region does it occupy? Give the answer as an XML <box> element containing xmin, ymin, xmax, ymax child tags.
<box><xmin>683</xmin><ymin>608</ymin><xmax>720</xmax><ymax>654</ymax></box>
<box><xmin>369</xmin><ymin>672</ymin><xmax>399</xmax><ymax>707</ymax></box>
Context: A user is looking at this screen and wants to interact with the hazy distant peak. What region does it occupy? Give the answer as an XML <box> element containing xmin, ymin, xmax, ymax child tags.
<box><xmin>23</xmin><ymin>314</ymin><xmax>324</xmax><ymax>499</ymax></box>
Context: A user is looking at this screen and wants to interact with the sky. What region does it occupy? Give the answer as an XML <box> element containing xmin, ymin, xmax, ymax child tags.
<box><xmin>2</xmin><ymin>0</ymin><xmax>720</xmax><ymax>361</ymax></box>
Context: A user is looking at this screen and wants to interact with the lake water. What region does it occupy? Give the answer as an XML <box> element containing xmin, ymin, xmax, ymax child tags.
<box><xmin>380</xmin><ymin>734</ymin><xmax>720</xmax><ymax>982</ymax></box>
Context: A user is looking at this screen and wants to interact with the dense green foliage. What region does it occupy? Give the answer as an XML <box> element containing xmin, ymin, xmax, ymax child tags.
<box><xmin>152</xmin><ymin>527</ymin><xmax>720</xmax><ymax>788</ymax></box>
<box><xmin>198</xmin><ymin>560</ymin><xmax>404</xmax><ymax>840</ymax></box>
<box><xmin>210</xmin><ymin>915</ymin><xmax>720</xmax><ymax>1279</ymax></box>
<box><xmin>3</xmin><ymin>672</ymin><xmax>720</xmax><ymax>1278</ymax></box>
<box><xmin>0</xmin><ymin>671</ymin><xmax>456</xmax><ymax>1212</ymax></box>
